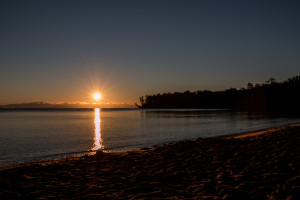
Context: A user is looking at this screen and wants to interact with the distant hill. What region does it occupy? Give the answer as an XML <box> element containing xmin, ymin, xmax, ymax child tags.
<box><xmin>136</xmin><ymin>75</ymin><xmax>300</xmax><ymax>112</ymax></box>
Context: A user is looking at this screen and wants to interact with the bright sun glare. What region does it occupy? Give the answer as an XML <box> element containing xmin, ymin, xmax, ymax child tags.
<box><xmin>93</xmin><ymin>92</ymin><xmax>102</xmax><ymax>101</ymax></box>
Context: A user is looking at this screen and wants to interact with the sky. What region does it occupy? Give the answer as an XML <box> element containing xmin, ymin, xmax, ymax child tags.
<box><xmin>0</xmin><ymin>0</ymin><xmax>299</xmax><ymax>107</ymax></box>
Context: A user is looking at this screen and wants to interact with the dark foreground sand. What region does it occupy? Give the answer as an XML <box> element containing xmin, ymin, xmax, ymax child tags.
<box><xmin>1</xmin><ymin>124</ymin><xmax>299</xmax><ymax>200</ymax></box>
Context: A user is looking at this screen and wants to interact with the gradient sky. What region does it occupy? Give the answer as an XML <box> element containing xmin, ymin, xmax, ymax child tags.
<box><xmin>1</xmin><ymin>0</ymin><xmax>299</xmax><ymax>106</ymax></box>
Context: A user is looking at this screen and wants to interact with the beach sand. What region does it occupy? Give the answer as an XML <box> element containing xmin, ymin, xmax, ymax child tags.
<box><xmin>0</xmin><ymin>124</ymin><xmax>299</xmax><ymax>199</ymax></box>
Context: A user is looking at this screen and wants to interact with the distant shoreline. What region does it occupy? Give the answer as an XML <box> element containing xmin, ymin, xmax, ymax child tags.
<box><xmin>0</xmin><ymin>107</ymin><xmax>139</xmax><ymax>111</ymax></box>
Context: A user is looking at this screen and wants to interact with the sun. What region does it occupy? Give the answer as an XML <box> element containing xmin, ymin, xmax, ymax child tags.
<box><xmin>93</xmin><ymin>92</ymin><xmax>102</xmax><ymax>101</ymax></box>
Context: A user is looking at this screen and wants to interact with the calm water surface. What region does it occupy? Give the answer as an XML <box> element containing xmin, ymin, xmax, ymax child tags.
<box><xmin>0</xmin><ymin>108</ymin><xmax>299</xmax><ymax>166</ymax></box>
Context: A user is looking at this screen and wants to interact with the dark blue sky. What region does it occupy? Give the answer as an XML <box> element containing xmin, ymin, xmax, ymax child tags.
<box><xmin>1</xmin><ymin>0</ymin><xmax>299</xmax><ymax>105</ymax></box>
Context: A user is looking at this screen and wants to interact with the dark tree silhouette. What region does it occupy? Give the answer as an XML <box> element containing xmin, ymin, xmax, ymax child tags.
<box><xmin>136</xmin><ymin>75</ymin><xmax>300</xmax><ymax>112</ymax></box>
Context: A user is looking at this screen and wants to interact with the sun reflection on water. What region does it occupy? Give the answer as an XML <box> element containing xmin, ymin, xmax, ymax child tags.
<box><xmin>92</xmin><ymin>108</ymin><xmax>103</xmax><ymax>150</ymax></box>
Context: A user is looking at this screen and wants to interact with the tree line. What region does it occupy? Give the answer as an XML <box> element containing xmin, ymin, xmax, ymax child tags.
<box><xmin>135</xmin><ymin>75</ymin><xmax>300</xmax><ymax>112</ymax></box>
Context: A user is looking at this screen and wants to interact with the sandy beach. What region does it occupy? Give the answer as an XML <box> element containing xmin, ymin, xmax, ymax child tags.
<box><xmin>0</xmin><ymin>124</ymin><xmax>299</xmax><ymax>199</ymax></box>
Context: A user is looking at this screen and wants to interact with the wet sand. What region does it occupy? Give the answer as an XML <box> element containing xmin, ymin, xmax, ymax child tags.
<box><xmin>1</xmin><ymin>124</ymin><xmax>299</xmax><ymax>199</ymax></box>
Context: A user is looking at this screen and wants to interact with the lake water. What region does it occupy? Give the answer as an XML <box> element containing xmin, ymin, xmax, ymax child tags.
<box><xmin>0</xmin><ymin>108</ymin><xmax>299</xmax><ymax>166</ymax></box>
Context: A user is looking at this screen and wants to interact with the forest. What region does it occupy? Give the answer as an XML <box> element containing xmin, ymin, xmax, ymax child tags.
<box><xmin>136</xmin><ymin>75</ymin><xmax>300</xmax><ymax>112</ymax></box>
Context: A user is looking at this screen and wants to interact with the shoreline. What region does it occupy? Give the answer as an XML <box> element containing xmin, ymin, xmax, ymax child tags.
<box><xmin>1</xmin><ymin>123</ymin><xmax>299</xmax><ymax>199</ymax></box>
<box><xmin>2</xmin><ymin>122</ymin><xmax>300</xmax><ymax>170</ymax></box>
<box><xmin>220</xmin><ymin>122</ymin><xmax>300</xmax><ymax>139</ymax></box>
